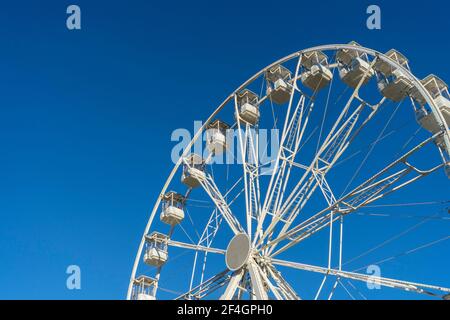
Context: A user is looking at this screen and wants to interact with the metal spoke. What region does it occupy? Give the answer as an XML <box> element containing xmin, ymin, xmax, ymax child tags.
<box><xmin>265</xmin><ymin>133</ymin><xmax>445</xmax><ymax>257</ymax></box>
<box><xmin>258</xmin><ymin>71</ymin><xmax>384</xmax><ymax>247</ymax></box>
<box><xmin>247</xmin><ymin>259</ymin><xmax>269</xmax><ymax>300</ymax></box>
<box><xmin>254</xmin><ymin>54</ymin><xmax>304</xmax><ymax>245</ymax></box>
<box><xmin>220</xmin><ymin>269</ymin><xmax>245</xmax><ymax>300</ymax></box>
<box><xmin>271</xmin><ymin>258</ymin><xmax>450</xmax><ymax>297</ymax></box>
<box><xmin>234</xmin><ymin>95</ymin><xmax>261</xmax><ymax>239</ymax></box>
<box><xmin>188</xmin><ymin>208</ymin><xmax>223</xmax><ymax>293</ymax></box>
<box><xmin>193</xmin><ymin>166</ymin><xmax>244</xmax><ymax>235</ymax></box>
<box><xmin>176</xmin><ymin>269</ymin><xmax>231</xmax><ymax>300</ymax></box>
<box><xmin>264</xmin><ymin>263</ymin><xmax>301</xmax><ymax>300</ymax></box>
<box><xmin>167</xmin><ymin>239</ymin><xmax>225</xmax><ymax>255</ymax></box>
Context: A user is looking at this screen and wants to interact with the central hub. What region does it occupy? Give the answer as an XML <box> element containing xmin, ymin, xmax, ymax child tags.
<box><xmin>225</xmin><ymin>233</ymin><xmax>251</xmax><ymax>271</ymax></box>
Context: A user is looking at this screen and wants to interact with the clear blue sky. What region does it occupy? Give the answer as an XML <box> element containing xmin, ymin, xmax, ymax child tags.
<box><xmin>0</xmin><ymin>0</ymin><xmax>449</xmax><ymax>299</ymax></box>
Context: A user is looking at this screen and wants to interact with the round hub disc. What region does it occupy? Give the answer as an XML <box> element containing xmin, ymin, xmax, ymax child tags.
<box><xmin>225</xmin><ymin>233</ymin><xmax>251</xmax><ymax>271</ymax></box>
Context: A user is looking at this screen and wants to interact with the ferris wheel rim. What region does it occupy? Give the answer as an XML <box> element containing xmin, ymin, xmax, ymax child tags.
<box><xmin>127</xmin><ymin>43</ymin><xmax>450</xmax><ymax>300</ymax></box>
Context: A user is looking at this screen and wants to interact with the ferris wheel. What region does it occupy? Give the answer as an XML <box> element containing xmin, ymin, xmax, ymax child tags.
<box><xmin>127</xmin><ymin>43</ymin><xmax>450</xmax><ymax>300</ymax></box>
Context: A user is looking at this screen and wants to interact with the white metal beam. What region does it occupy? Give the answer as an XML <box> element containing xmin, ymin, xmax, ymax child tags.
<box><xmin>247</xmin><ymin>259</ymin><xmax>269</xmax><ymax>300</ymax></box>
<box><xmin>220</xmin><ymin>269</ymin><xmax>246</xmax><ymax>300</ymax></box>
<box><xmin>271</xmin><ymin>258</ymin><xmax>450</xmax><ymax>297</ymax></box>
<box><xmin>167</xmin><ymin>239</ymin><xmax>225</xmax><ymax>254</ymax></box>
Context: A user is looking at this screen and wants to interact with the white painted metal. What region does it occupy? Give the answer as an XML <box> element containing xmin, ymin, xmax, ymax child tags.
<box><xmin>247</xmin><ymin>259</ymin><xmax>269</xmax><ymax>300</ymax></box>
<box><xmin>220</xmin><ymin>269</ymin><xmax>245</xmax><ymax>300</ymax></box>
<box><xmin>143</xmin><ymin>232</ymin><xmax>169</xmax><ymax>267</ymax></box>
<box><xmin>127</xmin><ymin>43</ymin><xmax>450</xmax><ymax>300</ymax></box>
<box><xmin>266</xmin><ymin>64</ymin><xmax>292</xmax><ymax>104</ymax></box>
<box><xmin>160</xmin><ymin>206</ymin><xmax>184</xmax><ymax>226</ymax></box>
<box><xmin>182</xmin><ymin>154</ymin><xmax>206</xmax><ymax>188</ymax></box>
<box><xmin>206</xmin><ymin>120</ymin><xmax>230</xmax><ymax>154</ymax></box>
<box><xmin>160</xmin><ymin>192</ymin><xmax>185</xmax><ymax>225</ymax></box>
<box><xmin>300</xmin><ymin>50</ymin><xmax>333</xmax><ymax>91</ymax></box>
<box><xmin>301</xmin><ymin>64</ymin><xmax>333</xmax><ymax>91</ymax></box>
<box><xmin>168</xmin><ymin>239</ymin><xmax>225</xmax><ymax>255</ymax></box>
<box><xmin>131</xmin><ymin>275</ymin><xmax>157</xmax><ymax>300</ymax></box>
<box><xmin>237</xmin><ymin>89</ymin><xmax>260</xmax><ymax>125</ymax></box>
<box><xmin>271</xmin><ymin>258</ymin><xmax>450</xmax><ymax>297</ymax></box>
<box><xmin>337</xmin><ymin>43</ymin><xmax>374</xmax><ymax>88</ymax></box>
<box><xmin>225</xmin><ymin>233</ymin><xmax>251</xmax><ymax>271</ymax></box>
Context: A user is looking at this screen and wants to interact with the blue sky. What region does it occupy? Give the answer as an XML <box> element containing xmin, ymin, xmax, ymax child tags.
<box><xmin>0</xmin><ymin>0</ymin><xmax>449</xmax><ymax>299</ymax></box>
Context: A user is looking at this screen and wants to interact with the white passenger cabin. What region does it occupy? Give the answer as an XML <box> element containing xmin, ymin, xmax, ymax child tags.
<box><xmin>160</xmin><ymin>191</ymin><xmax>185</xmax><ymax>225</ymax></box>
<box><xmin>144</xmin><ymin>232</ymin><xmax>168</xmax><ymax>267</ymax></box>
<box><xmin>300</xmin><ymin>50</ymin><xmax>333</xmax><ymax>91</ymax></box>
<box><xmin>206</xmin><ymin>120</ymin><xmax>229</xmax><ymax>154</ymax></box>
<box><xmin>411</xmin><ymin>74</ymin><xmax>450</xmax><ymax>178</ymax></box>
<box><xmin>337</xmin><ymin>41</ymin><xmax>374</xmax><ymax>88</ymax></box>
<box><xmin>411</xmin><ymin>74</ymin><xmax>450</xmax><ymax>134</ymax></box>
<box><xmin>375</xmin><ymin>49</ymin><xmax>413</xmax><ymax>102</ymax></box>
<box><xmin>132</xmin><ymin>275</ymin><xmax>157</xmax><ymax>300</ymax></box>
<box><xmin>266</xmin><ymin>64</ymin><xmax>292</xmax><ymax>104</ymax></box>
<box><xmin>237</xmin><ymin>89</ymin><xmax>260</xmax><ymax>125</ymax></box>
<box><xmin>182</xmin><ymin>153</ymin><xmax>206</xmax><ymax>188</ymax></box>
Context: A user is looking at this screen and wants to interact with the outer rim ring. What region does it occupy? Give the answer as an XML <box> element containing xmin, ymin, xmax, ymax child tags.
<box><xmin>127</xmin><ymin>43</ymin><xmax>450</xmax><ymax>299</ymax></box>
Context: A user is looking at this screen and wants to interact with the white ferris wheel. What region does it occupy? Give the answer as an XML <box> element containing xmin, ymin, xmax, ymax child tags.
<box><xmin>127</xmin><ymin>43</ymin><xmax>450</xmax><ymax>300</ymax></box>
